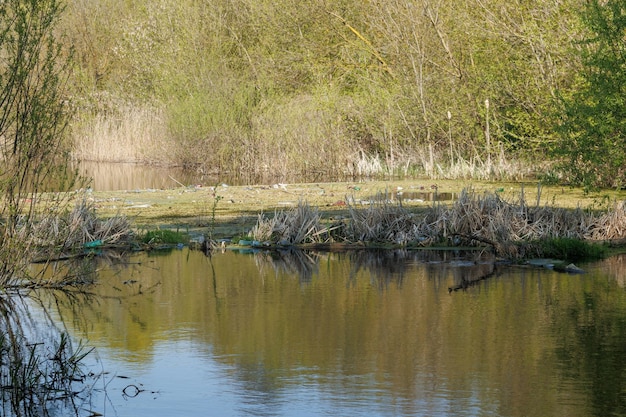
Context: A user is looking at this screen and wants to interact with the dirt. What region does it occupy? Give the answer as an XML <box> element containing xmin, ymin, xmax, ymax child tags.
<box><xmin>86</xmin><ymin>179</ymin><xmax>626</xmax><ymax>239</ymax></box>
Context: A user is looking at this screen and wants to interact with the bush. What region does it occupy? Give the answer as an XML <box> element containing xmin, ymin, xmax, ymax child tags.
<box><xmin>555</xmin><ymin>0</ymin><xmax>626</xmax><ymax>190</ymax></box>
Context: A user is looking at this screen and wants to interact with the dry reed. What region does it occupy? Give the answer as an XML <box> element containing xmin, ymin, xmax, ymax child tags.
<box><xmin>346</xmin><ymin>192</ymin><xmax>420</xmax><ymax>244</ymax></box>
<box><xmin>27</xmin><ymin>199</ymin><xmax>134</xmax><ymax>251</ymax></box>
<box><xmin>71</xmin><ymin>102</ymin><xmax>172</xmax><ymax>165</ymax></box>
<box><xmin>249</xmin><ymin>186</ymin><xmax>626</xmax><ymax>259</ymax></box>
<box><xmin>250</xmin><ymin>201</ymin><xmax>329</xmax><ymax>245</ymax></box>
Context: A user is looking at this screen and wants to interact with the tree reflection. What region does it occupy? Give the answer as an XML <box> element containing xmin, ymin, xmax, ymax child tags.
<box><xmin>253</xmin><ymin>248</ymin><xmax>321</xmax><ymax>283</ymax></box>
<box><xmin>252</xmin><ymin>247</ymin><xmax>497</xmax><ymax>291</ymax></box>
<box><xmin>39</xmin><ymin>248</ymin><xmax>626</xmax><ymax>417</ymax></box>
<box><xmin>550</xmin><ymin>258</ymin><xmax>626</xmax><ymax>417</ymax></box>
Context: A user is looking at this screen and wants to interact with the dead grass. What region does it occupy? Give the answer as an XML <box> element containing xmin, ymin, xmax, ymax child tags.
<box><xmin>27</xmin><ymin>199</ymin><xmax>134</xmax><ymax>251</ymax></box>
<box><xmin>246</xmin><ymin>185</ymin><xmax>626</xmax><ymax>258</ymax></box>
<box><xmin>250</xmin><ymin>200</ymin><xmax>328</xmax><ymax>244</ymax></box>
<box><xmin>71</xmin><ymin>102</ymin><xmax>172</xmax><ymax>165</ymax></box>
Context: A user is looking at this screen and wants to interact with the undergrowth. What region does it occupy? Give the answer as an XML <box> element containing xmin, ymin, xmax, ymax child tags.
<box><xmin>535</xmin><ymin>237</ymin><xmax>607</xmax><ymax>262</ymax></box>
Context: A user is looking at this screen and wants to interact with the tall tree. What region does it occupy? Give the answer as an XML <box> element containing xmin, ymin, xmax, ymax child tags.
<box><xmin>556</xmin><ymin>0</ymin><xmax>626</xmax><ymax>189</ymax></box>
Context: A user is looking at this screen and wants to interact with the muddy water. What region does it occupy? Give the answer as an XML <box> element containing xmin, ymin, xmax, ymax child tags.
<box><xmin>29</xmin><ymin>249</ymin><xmax>626</xmax><ymax>417</ymax></box>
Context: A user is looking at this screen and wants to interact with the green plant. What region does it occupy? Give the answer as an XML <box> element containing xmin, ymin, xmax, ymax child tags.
<box><xmin>0</xmin><ymin>0</ymin><xmax>79</xmax><ymax>284</ymax></box>
<box><xmin>555</xmin><ymin>0</ymin><xmax>626</xmax><ymax>190</ymax></box>
<box><xmin>536</xmin><ymin>237</ymin><xmax>607</xmax><ymax>262</ymax></box>
<box><xmin>141</xmin><ymin>229</ymin><xmax>188</xmax><ymax>245</ymax></box>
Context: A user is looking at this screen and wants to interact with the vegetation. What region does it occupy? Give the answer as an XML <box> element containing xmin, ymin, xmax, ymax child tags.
<box><xmin>534</xmin><ymin>237</ymin><xmax>607</xmax><ymax>262</ymax></box>
<box><xmin>0</xmin><ymin>2</ymin><xmax>128</xmax><ymax>414</ymax></box>
<box><xmin>556</xmin><ymin>0</ymin><xmax>626</xmax><ymax>189</ymax></box>
<box><xmin>141</xmin><ymin>228</ymin><xmax>188</xmax><ymax>245</ymax></box>
<box><xmin>0</xmin><ymin>295</ymin><xmax>98</xmax><ymax>417</ymax></box>
<box><xmin>249</xmin><ymin>187</ymin><xmax>620</xmax><ymax>260</ymax></box>
<box><xmin>59</xmin><ymin>0</ymin><xmax>623</xmax><ymax>187</ymax></box>
<box><xmin>0</xmin><ymin>0</ymin><xmax>79</xmax><ymax>286</ymax></box>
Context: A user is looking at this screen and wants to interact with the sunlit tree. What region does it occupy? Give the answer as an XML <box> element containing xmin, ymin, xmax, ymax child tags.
<box><xmin>556</xmin><ymin>0</ymin><xmax>626</xmax><ymax>189</ymax></box>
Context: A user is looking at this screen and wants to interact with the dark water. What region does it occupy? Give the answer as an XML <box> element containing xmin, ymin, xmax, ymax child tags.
<box><xmin>25</xmin><ymin>249</ymin><xmax>626</xmax><ymax>417</ymax></box>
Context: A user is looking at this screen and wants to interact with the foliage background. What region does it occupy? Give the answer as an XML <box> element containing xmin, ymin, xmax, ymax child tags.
<box><xmin>59</xmin><ymin>0</ymin><xmax>620</xmax><ymax>185</ymax></box>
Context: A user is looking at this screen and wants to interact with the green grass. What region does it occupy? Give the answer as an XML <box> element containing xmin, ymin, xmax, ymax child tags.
<box><xmin>141</xmin><ymin>229</ymin><xmax>189</xmax><ymax>245</ymax></box>
<box><xmin>536</xmin><ymin>237</ymin><xmax>607</xmax><ymax>262</ymax></box>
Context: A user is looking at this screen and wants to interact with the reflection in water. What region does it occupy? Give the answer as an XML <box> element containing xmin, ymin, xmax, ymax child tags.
<box><xmin>76</xmin><ymin>161</ymin><xmax>207</xmax><ymax>191</ymax></box>
<box><xmin>26</xmin><ymin>250</ymin><xmax>626</xmax><ymax>416</ymax></box>
<box><xmin>75</xmin><ymin>161</ymin><xmax>348</xmax><ymax>191</ymax></box>
<box><xmin>0</xmin><ymin>294</ymin><xmax>100</xmax><ymax>417</ymax></box>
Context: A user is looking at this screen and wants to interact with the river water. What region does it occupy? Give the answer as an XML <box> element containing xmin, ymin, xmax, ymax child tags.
<box><xmin>25</xmin><ymin>247</ymin><xmax>626</xmax><ymax>417</ymax></box>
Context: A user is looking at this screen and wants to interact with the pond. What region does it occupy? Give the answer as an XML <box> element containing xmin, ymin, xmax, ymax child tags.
<box><xmin>75</xmin><ymin>161</ymin><xmax>349</xmax><ymax>191</ymax></box>
<box><xmin>24</xmin><ymin>248</ymin><xmax>626</xmax><ymax>416</ymax></box>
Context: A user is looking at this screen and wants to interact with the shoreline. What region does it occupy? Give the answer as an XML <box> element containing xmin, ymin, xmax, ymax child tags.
<box><xmin>83</xmin><ymin>179</ymin><xmax>626</xmax><ymax>243</ymax></box>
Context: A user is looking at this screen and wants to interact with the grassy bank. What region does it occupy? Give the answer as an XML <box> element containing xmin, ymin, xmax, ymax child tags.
<box><xmin>82</xmin><ymin>179</ymin><xmax>626</xmax><ymax>259</ymax></box>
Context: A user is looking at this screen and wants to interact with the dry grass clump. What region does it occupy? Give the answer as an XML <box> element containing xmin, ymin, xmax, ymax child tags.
<box><xmin>345</xmin><ymin>193</ymin><xmax>421</xmax><ymax>244</ymax></box>
<box><xmin>250</xmin><ymin>201</ymin><xmax>329</xmax><ymax>245</ymax></box>
<box><xmin>414</xmin><ymin>188</ymin><xmax>584</xmax><ymax>257</ymax></box>
<box><xmin>587</xmin><ymin>201</ymin><xmax>626</xmax><ymax>241</ymax></box>
<box><xmin>414</xmin><ymin>187</ymin><xmax>626</xmax><ymax>257</ymax></box>
<box><xmin>71</xmin><ymin>99</ymin><xmax>173</xmax><ymax>165</ymax></box>
<box><xmin>27</xmin><ymin>199</ymin><xmax>134</xmax><ymax>251</ymax></box>
<box><xmin>248</xmin><ymin>186</ymin><xmax>626</xmax><ymax>259</ymax></box>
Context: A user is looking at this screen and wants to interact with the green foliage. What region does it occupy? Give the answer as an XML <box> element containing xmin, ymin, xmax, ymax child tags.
<box><xmin>141</xmin><ymin>229</ymin><xmax>188</xmax><ymax>245</ymax></box>
<box><xmin>63</xmin><ymin>0</ymin><xmax>587</xmax><ymax>180</ymax></box>
<box><xmin>556</xmin><ymin>0</ymin><xmax>626</xmax><ymax>190</ymax></box>
<box><xmin>537</xmin><ymin>237</ymin><xmax>607</xmax><ymax>262</ymax></box>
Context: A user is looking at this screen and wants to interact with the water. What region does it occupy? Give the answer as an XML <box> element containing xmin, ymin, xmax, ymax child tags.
<box><xmin>76</xmin><ymin>161</ymin><xmax>209</xmax><ymax>191</ymax></box>
<box><xmin>27</xmin><ymin>249</ymin><xmax>626</xmax><ymax>416</ymax></box>
<box><xmin>75</xmin><ymin>161</ymin><xmax>349</xmax><ymax>191</ymax></box>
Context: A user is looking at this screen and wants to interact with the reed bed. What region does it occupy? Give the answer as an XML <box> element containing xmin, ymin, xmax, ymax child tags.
<box><xmin>26</xmin><ymin>199</ymin><xmax>134</xmax><ymax>251</ymax></box>
<box><xmin>345</xmin><ymin>193</ymin><xmax>420</xmax><ymax>244</ymax></box>
<box><xmin>71</xmin><ymin>103</ymin><xmax>171</xmax><ymax>165</ymax></box>
<box><xmin>250</xmin><ymin>201</ymin><xmax>327</xmax><ymax>244</ymax></box>
<box><xmin>249</xmin><ymin>187</ymin><xmax>626</xmax><ymax>259</ymax></box>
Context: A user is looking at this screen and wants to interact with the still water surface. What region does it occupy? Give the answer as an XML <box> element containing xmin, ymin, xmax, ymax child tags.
<box><xmin>75</xmin><ymin>161</ymin><xmax>345</xmax><ymax>191</ymax></box>
<box><xmin>31</xmin><ymin>248</ymin><xmax>626</xmax><ymax>416</ymax></box>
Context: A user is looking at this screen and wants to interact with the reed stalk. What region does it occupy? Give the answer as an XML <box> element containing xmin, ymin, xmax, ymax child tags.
<box><xmin>249</xmin><ymin>186</ymin><xmax>623</xmax><ymax>259</ymax></box>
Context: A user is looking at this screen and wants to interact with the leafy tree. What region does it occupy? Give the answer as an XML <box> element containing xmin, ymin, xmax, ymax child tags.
<box><xmin>0</xmin><ymin>0</ymin><xmax>77</xmax><ymax>282</ymax></box>
<box><xmin>556</xmin><ymin>0</ymin><xmax>626</xmax><ymax>189</ymax></box>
